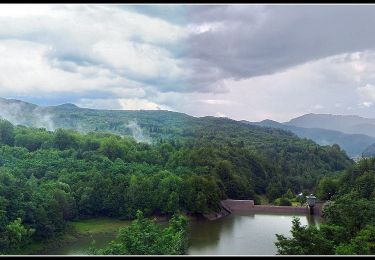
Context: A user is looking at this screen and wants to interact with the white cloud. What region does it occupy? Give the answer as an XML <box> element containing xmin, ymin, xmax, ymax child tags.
<box><xmin>198</xmin><ymin>99</ymin><xmax>233</xmax><ymax>105</ymax></box>
<box><xmin>118</xmin><ymin>98</ymin><xmax>171</xmax><ymax>110</ymax></box>
<box><xmin>359</xmin><ymin>102</ymin><xmax>373</xmax><ymax>108</ymax></box>
<box><xmin>0</xmin><ymin>4</ymin><xmax>53</xmax><ymax>18</ymax></box>
<box><xmin>357</xmin><ymin>84</ymin><xmax>375</xmax><ymax>102</ymax></box>
<box><xmin>2</xmin><ymin>5</ymin><xmax>375</xmax><ymax>121</ymax></box>
<box><xmin>92</xmin><ymin>40</ymin><xmax>185</xmax><ymax>80</ymax></box>
<box><xmin>77</xmin><ymin>97</ymin><xmax>171</xmax><ymax>111</ymax></box>
<box><xmin>167</xmin><ymin>51</ymin><xmax>375</xmax><ymax>122</ymax></box>
<box><xmin>187</xmin><ymin>22</ymin><xmax>224</xmax><ymax>34</ymax></box>
<box><xmin>0</xmin><ymin>4</ymin><xmax>187</xmax><ymax>98</ymax></box>
<box><xmin>312</xmin><ymin>104</ymin><xmax>324</xmax><ymax>110</ymax></box>
<box><xmin>0</xmin><ymin>40</ymin><xmax>133</xmax><ymax>96</ymax></box>
<box><xmin>215</xmin><ymin>112</ymin><xmax>227</xmax><ymax>118</ymax></box>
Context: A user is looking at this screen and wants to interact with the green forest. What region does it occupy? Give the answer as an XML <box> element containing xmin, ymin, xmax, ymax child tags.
<box><xmin>276</xmin><ymin>156</ymin><xmax>375</xmax><ymax>255</ymax></box>
<box><xmin>0</xmin><ymin>112</ymin><xmax>354</xmax><ymax>254</ymax></box>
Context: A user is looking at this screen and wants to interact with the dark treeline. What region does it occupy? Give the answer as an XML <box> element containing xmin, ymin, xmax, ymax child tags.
<box><xmin>0</xmin><ymin>117</ymin><xmax>352</xmax><ymax>254</ymax></box>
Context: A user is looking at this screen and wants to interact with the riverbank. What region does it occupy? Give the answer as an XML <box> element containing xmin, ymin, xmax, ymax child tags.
<box><xmin>17</xmin><ymin>214</ymin><xmax>193</xmax><ymax>255</ymax></box>
<box><xmin>14</xmin><ymin>212</ymin><xmax>322</xmax><ymax>256</ymax></box>
<box><xmin>17</xmin><ymin>217</ymin><xmax>132</xmax><ymax>255</ymax></box>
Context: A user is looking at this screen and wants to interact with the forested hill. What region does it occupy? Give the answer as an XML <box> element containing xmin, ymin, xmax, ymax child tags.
<box><xmin>1</xmin><ymin>97</ymin><xmax>371</xmax><ymax>158</ymax></box>
<box><xmin>0</xmin><ymin>97</ymin><xmax>195</xmax><ymax>138</ymax></box>
<box><xmin>245</xmin><ymin>119</ymin><xmax>375</xmax><ymax>158</ymax></box>
<box><xmin>0</xmin><ymin>97</ymin><xmax>353</xmax><ymax>198</ymax></box>
<box><xmin>0</xmin><ymin>97</ymin><xmax>354</xmax><ymax>254</ymax></box>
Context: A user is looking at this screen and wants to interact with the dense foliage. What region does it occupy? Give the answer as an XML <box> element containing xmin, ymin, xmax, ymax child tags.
<box><xmin>91</xmin><ymin>210</ymin><xmax>188</xmax><ymax>255</ymax></box>
<box><xmin>0</xmin><ymin>115</ymin><xmax>352</xmax><ymax>254</ymax></box>
<box><xmin>276</xmin><ymin>157</ymin><xmax>375</xmax><ymax>255</ymax></box>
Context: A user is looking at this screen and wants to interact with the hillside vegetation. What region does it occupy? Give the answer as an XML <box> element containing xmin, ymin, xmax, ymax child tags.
<box><xmin>276</xmin><ymin>157</ymin><xmax>375</xmax><ymax>255</ymax></box>
<box><xmin>0</xmin><ymin>106</ymin><xmax>353</xmax><ymax>254</ymax></box>
<box><xmin>246</xmin><ymin>118</ymin><xmax>375</xmax><ymax>158</ymax></box>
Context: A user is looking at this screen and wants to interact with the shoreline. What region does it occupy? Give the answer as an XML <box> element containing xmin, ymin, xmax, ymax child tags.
<box><xmin>16</xmin><ymin>202</ymin><xmax>324</xmax><ymax>255</ymax></box>
<box><xmin>17</xmin><ymin>214</ymin><xmax>199</xmax><ymax>255</ymax></box>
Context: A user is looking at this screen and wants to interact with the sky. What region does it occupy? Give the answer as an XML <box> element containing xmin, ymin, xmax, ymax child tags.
<box><xmin>1</xmin><ymin>4</ymin><xmax>375</xmax><ymax>122</ymax></box>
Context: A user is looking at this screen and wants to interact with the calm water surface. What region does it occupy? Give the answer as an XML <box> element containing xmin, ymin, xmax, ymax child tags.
<box><xmin>188</xmin><ymin>212</ymin><xmax>322</xmax><ymax>255</ymax></box>
<box><xmin>44</xmin><ymin>212</ymin><xmax>321</xmax><ymax>255</ymax></box>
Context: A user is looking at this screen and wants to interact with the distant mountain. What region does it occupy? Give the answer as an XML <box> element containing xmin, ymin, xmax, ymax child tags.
<box><xmin>286</xmin><ymin>113</ymin><xmax>375</xmax><ymax>138</ymax></box>
<box><xmin>54</xmin><ymin>103</ymin><xmax>79</xmax><ymax>109</ymax></box>
<box><xmin>0</xmin><ymin>97</ymin><xmax>195</xmax><ymax>139</ymax></box>
<box><xmin>243</xmin><ymin>118</ymin><xmax>375</xmax><ymax>158</ymax></box>
<box><xmin>1</xmin><ymin>96</ymin><xmax>354</xmax><ymax>166</ymax></box>
<box><xmin>363</xmin><ymin>143</ymin><xmax>375</xmax><ymax>157</ymax></box>
<box><xmin>1</xmin><ymin>97</ymin><xmax>374</xmax><ymax>158</ymax></box>
<box><xmin>0</xmin><ymin>97</ymin><xmax>52</xmax><ymax>129</ymax></box>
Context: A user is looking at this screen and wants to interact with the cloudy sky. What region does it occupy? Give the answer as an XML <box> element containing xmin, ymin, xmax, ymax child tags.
<box><xmin>1</xmin><ymin>4</ymin><xmax>375</xmax><ymax>122</ymax></box>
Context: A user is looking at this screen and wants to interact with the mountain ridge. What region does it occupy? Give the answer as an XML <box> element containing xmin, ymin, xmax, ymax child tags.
<box><xmin>245</xmin><ymin>114</ymin><xmax>375</xmax><ymax>158</ymax></box>
<box><xmin>1</xmin><ymin>97</ymin><xmax>375</xmax><ymax>157</ymax></box>
<box><xmin>286</xmin><ymin>113</ymin><xmax>375</xmax><ymax>138</ymax></box>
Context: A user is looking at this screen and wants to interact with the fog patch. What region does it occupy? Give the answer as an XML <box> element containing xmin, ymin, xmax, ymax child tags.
<box><xmin>317</xmin><ymin>139</ymin><xmax>330</xmax><ymax>146</ymax></box>
<box><xmin>0</xmin><ymin>99</ymin><xmax>55</xmax><ymax>131</ymax></box>
<box><xmin>125</xmin><ymin>120</ymin><xmax>152</xmax><ymax>144</ymax></box>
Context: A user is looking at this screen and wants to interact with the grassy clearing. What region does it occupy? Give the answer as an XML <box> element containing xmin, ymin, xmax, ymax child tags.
<box><xmin>70</xmin><ymin>217</ymin><xmax>131</xmax><ymax>235</ymax></box>
<box><xmin>17</xmin><ymin>216</ymin><xmax>176</xmax><ymax>255</ymax></box>
<box><xmin>17</xmin><ymin>218</ymin><xmax>130</xmax><ymax>255</ymax></box>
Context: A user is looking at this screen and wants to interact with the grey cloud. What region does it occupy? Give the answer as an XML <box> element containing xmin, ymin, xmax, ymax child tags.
<box><xmin>3</xmin><ymin>4</ymin><xmax>375</xmax><ymax>101</ymax></box>
<box><xmin>183</xmin><ymin>5</ymin><xmax>375</xmax><ymax>91</ymax></box>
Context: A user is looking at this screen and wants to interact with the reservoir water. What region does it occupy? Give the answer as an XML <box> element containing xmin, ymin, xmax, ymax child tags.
<box><xmin>187</xmin><ymin>212</ymin><xmax>321</xmax><ymax>255</ymax></box>
<box><xmin>43</xmin><ymin>212</ymin><xmax>322</xmax><ymax>255</ymax></box>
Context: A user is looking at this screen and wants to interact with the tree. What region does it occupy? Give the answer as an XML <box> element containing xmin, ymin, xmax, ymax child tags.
<box><xmin>284</xmin><ymin>188</ymin><xmax>294</xmax><ymax>200</ymax></box>
<box><xmin>0</xmin><ymin>119</ymin><xmax>15</xmax><ymax>146</ymax></box>
<box><xmin>1</xmin><ymin>218</ymin><xmax>34</xmax><ymax>253</ymax></box>
<box><xmin>267</xmin><ymin>181</ymin><xmax>284</xmax><ymax>202</ymax></box>
<box><xmin>53</xmin><ymin>129</ymin><xmax>79</xmax><ymax>150</ymax></box>
<box><xmin>92</xmin><ymin>210</ymin><xmax>188</xmax><ymax>255</ymax></box>
<box><xmin>100</xmin><ymin>137</ymin><xmax>126</xmax><ymax>161</ymax></box>
<box><xmin>335</xmin><ymin>225</ymin><xmax>375</xmax><ymax>255</ymax></box>
<box><xmin>316</xmin><ymin>177</ymin><xmax>338</xmax><ymax>201</ymax></box>
<box><xmin>275</xmin><ymin>217</ymin><xmax>335</xmax><ymax>255</ymax></box>
<box><xmin>274</xmin><ymin>197</ymin><xmax>292</xmax><ymax>206</ymax></box>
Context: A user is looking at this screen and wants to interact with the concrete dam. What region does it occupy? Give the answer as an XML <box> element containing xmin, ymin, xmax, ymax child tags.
<box><xmin>203</xmin><ymin>199</ymin><xmax>324</xmax><ymax>220</ymax></box>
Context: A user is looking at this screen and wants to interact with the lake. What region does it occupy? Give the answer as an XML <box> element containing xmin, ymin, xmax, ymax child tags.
<box><xmin>42</xmin><ymin>212</ymin><xmax>322</xmax><ymax>255</ymax></box>
<box><xmin>188</xmin><ymin>212</ymin><xmax>322</xmax><ymax>255</ymax></box>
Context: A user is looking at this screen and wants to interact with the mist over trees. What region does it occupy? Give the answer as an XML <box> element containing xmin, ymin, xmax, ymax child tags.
<box><xmin>0</xmin><ymin>115</ymin><xmax>353</xmax><ymax>254</ymax></box>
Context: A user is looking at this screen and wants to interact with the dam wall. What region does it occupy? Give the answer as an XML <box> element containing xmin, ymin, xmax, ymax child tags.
<box><xmin>205</xmin><ymin>199</ymin><xmax>325</xmax><ymax>220</ymax></box>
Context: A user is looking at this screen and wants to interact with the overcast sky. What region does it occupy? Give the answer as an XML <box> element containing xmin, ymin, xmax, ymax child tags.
<box><xmin>1</xmin><ymin>4</ymin><xmax>375</xmax><ymax>122</ymax></box>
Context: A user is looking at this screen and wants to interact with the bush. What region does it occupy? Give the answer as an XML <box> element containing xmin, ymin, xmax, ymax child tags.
<box><xmin>274</xmin><ymin>197</ymin><xmax>292</xmax><ymax>206</ymax></box>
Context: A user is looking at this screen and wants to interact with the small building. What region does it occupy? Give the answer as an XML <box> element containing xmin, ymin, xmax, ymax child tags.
<box><xmin>306</xmin><ymin>194</ymin><xmax>316</xmax><ymax>215</ymax></box>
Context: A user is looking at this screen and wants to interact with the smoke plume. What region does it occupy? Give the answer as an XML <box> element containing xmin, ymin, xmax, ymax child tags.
<box><xmin>124</xmin><ymin>120</ymin><xmax>152</xmax><ymax>144</ymax></box>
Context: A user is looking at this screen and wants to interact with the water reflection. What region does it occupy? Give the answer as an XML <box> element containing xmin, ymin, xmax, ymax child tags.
<box><xmin>40</xmin><ymin>232</ymin><xmax>116</xmax><ymax>255</ymax></box>
<box><xmin>187</xmin><ymin>213</ymin><xmax>240</xmax><ymax>250</ymax></box>
<box><xmin>188</xmin><ymin>212</ymin><xmax>321</xmax><ymax>255</ymax></box>
<box><xmin>42</xmin><ymin>213</ymin><xmax>321</xmax><ymax>255</ymax></box>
